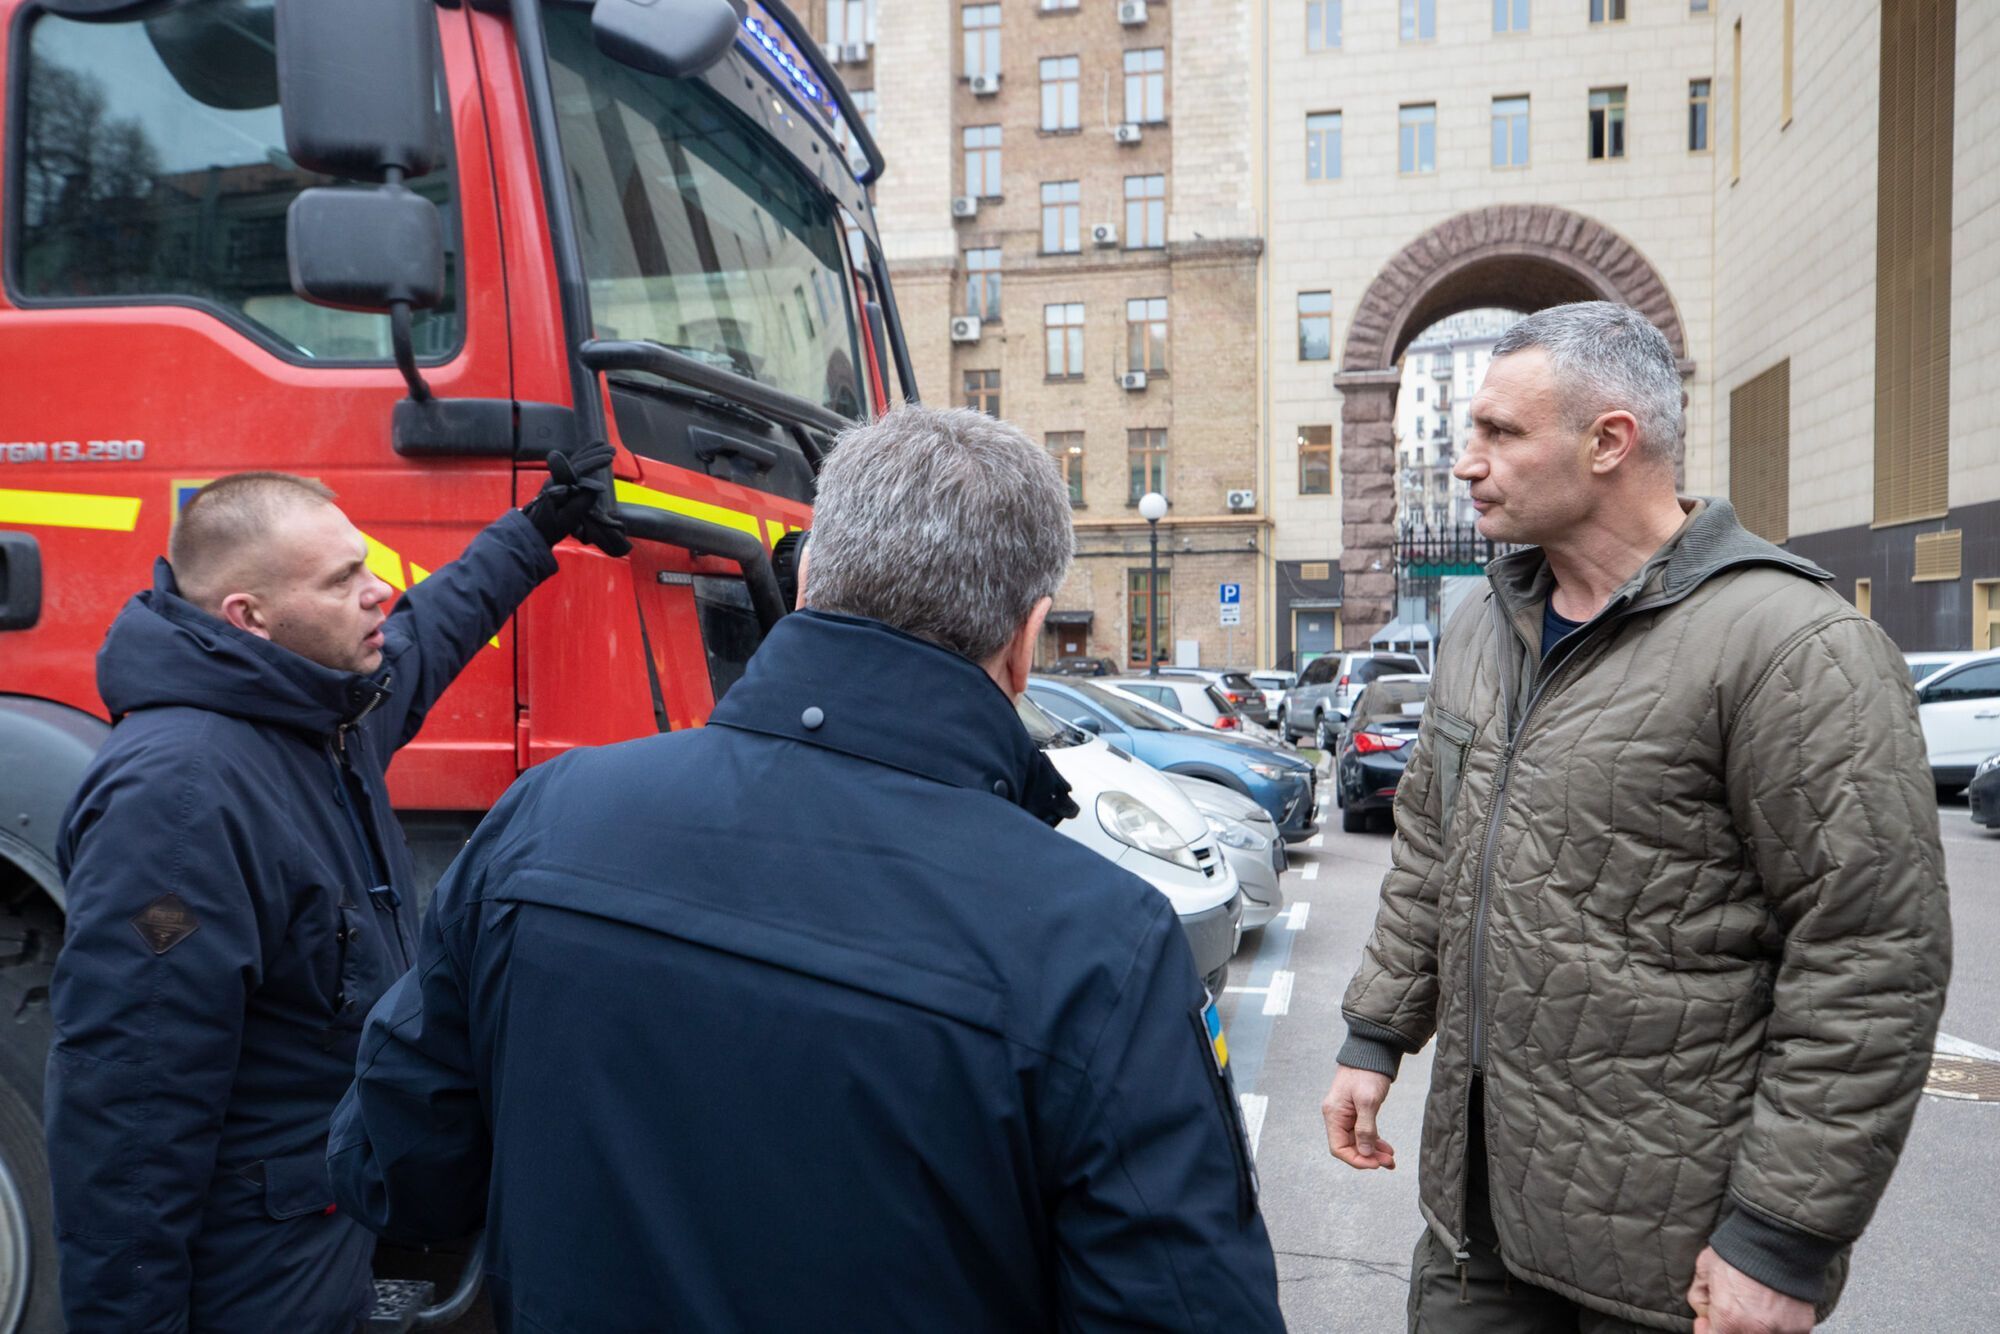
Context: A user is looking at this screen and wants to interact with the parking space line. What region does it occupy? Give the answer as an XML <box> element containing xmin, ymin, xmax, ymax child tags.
<box><xmin>1301</xmin><ymin>861</ymin><xmax>1320</xmax><ymax>881</ymax></box>
<box><xmin>1284</xmin><ymin>901</ymin><xmax>1310</xmax><ymax>931</ymax></box>
<box><xmin>1307</xmin><ymin>833</ymin><xmax>1324</xmax><ymax>848</ymax></box>
<box><xmin>1239</xmin><ymin>1093</ymin><xmax>1269</xmax><ymax>1158</ymax></box>
<box><xmin>1262</xmin><ymin>970</ymin><xmax>1294</xmax><ymax>1016</ymax></box>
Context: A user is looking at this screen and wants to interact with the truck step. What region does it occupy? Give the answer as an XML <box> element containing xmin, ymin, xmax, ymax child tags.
<box><xmin>368</xmin><ymin>1278</ymin><xmax>439</xmax><ymax>1332</ymax></box>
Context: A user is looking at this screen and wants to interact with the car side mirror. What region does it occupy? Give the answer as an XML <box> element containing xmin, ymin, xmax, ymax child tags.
<box><xmin>1071</xmin><ymin>715</ymin><xmax>1102</xmax><ymax>734</ymax></box>
<box><xmin>594</xmin><ymin>0</ymin><xmax>743</xmax><ymax>80</ymax></box>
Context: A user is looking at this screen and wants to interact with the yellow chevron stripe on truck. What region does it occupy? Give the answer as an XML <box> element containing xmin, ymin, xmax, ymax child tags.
<box><xmin>0</xmin><ymin>486</ymin><xmax>141</xmax><ymax>531</ymax></box>
<box><xmin>613</xmin><ymin>479</ymin><xmax>770</xmax><ymax>544</ymax></box>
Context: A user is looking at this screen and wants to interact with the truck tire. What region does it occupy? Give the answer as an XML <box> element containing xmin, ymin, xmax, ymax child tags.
<box><xmin>0</xmin><ymin>884</ymin><xmax>61</xmax><ymax>1334</ymax></box>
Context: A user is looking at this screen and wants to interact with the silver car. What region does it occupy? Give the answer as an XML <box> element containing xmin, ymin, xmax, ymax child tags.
<box><xmin>1279</xmin><ymin>651</ymin><xmax>1426</xmax><ymax>748</ymax></box>
<box><xmin>1166</xmin><ymin>773</ymin><xmax>1287</xmax><ymax>932</ymax></box>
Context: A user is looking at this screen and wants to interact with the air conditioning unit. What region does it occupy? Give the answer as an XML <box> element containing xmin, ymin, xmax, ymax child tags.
<box><xmin>1090</xmin><ymin>222</ymin><xmax>1119</xmax><ymax>247</ymax></box>
<box><xmin>836</xmin><ymin>43</ymin><xmax>869</xmax><ymax>65</ymax></box>
<box><xmin>1114</xmin><ymin>122</ymin><xmax>1143</xmax><ymax>145</ymax></box>
<box><xmin>951</xmin><ymin>195</ymin><xmax>979</xmax><ymax>219</ymax></box>
<box><xmin>951</xmin><ymin>315</ymin><xmax>983</xmax><ymax>343</ymax></box>
<box><xmin>1226</xmin><ymin>488</ymin><xmax>1256</xmax><ymax>512</ymax></box>
<box><xmin>970</xmin><ymin>72</ymin><xmax>1001</xmax><ymax>96</ymax></box>
<box><xmin>1119</xmin><ymin>370</ymin><xmax>1148</xmax><ymax>392</ymax></box>
<box><xmin>1118</xmin><ymin>0</ymin><xmax>1149</xmax><ymax>26</ymax></box>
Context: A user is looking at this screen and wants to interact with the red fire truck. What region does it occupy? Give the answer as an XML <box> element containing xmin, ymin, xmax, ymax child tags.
<box><xmin>0</xmin><ymin>1</ymin><xmax>908</xmax><ymax>1325</ymax></box>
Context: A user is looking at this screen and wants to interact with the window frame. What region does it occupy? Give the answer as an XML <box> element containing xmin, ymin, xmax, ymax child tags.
<box><xmin>1306</xmin><ymin>111</ymin><xmax>1343</xmax><ymax>180</ymax></box>
<box><xmin>1688</xmin><ymin>79</ymin><xmax>1712</xmax><ymax>154</ymax></box>
<box><xmin>1126</xmin><ymin>427</ymin><xmax>1168</xmax><ymax>505</ymax></box>
<box><xmin>963</xmin><ymin>367</ymin><xmax>1001</xmax><ymax>417</ymax></box>
<box><xmin>1044</xmin><ymin>301</ymin><xmax>1085</xmax><ymax>379</ymax></box>
<box><xmin>1298</xmin><ymin>424</ymin><xmax>1334</xmax><ymax>495</ymax></box>
<box><xmin>963</xmin><ymin>246</ymin><xmax>1002</xmax><ymax>320</ymax></box>
<box><xmin>1297</xmin><ymin>290</ymin><xmax>1332</xmax><ymax>361</ymax></box>
<box><xmin>1400</xmin><ymin>0</ymin><xmax>1437</xmax><ymax>42</ymax></box>
<box><xmin>1307</xmin><ymin>0</ymin><xmax>1343</xmax><ymax>50</ymax></box>
<box><xmin>1492</xmin><ymin>95</ymin><xmax>1530</xmax><ymax>167</ymax></box>
<box><xmin>1123</xmin><ymin>48</ymin><xmax>1166</xmax><ymax>124</ymax></box>
<box><xmin>1125</xmin><ymin>296</ymin><xmax>1168</xmax><ymax>375</ymax></box>
<box><xmin>962</xmin><ymin>4</ymin><xmax>1002</xmax><ymax>80</ymax></box>
<box><xmin>1399</xmin><ymin>102</ymin><xmax>1438</xmax><ymax>174</ymax></box>
<box><xmin>1493</xmin><ymin>0</ymin><xmax>1530</xmax><ymax>34</ymax></box>
<box><xmin>1039</xmin><ymin>54</ymin><xmax>1082</xmax><ymax>132</ymax></box>
<box><xmin>1123</xmin><ymin>173</ymin><xmax>1166</xmax><ymax>249</ymax></box>
<box><xmin>962</xmin><ymin>124</ymin><xmax>1003</xmax><ymax>198</ymax></box>
<box><xmin>6</xmin><ymin>4</ymin><xmax>469</xmax><ymax>370</ymax></box>
<box><xmin>1589</xmin><ymin>0</ymin><xmax>1628</xmax><ymax>23</ymax></box>
<box><xmin>1588</xmin><ymin>86</ymin><xmax>1627</xmax><ymax>160</ymax></box>
<box><xmin>1047</xmin><ymin>430</ymin><xmax>1085</xmax><ymax>506</ymax></box>
<box><xmin>1127</xmin><ymin>567</ymin><xmax>1172</xmax><ymax>667</ymax></box>
<box><xmin>1041</xmin><ymin>180</ymin><xmax>1082</xmax><ymax>255</ymax></box>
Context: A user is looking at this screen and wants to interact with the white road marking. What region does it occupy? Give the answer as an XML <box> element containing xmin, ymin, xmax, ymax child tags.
<box><xmin>1301</xmin><ymin>861</ymin><xmax>1320</xmax><ymax>881</ymax></box>
<box><xmin>1938</xmin><ymin>1033</ymin><xmax>2000</xmax><ymax>1063</ymax></box>
<box><xmin>1239</xmin><ymin>1093</ymin><xmax>1269</xmax><ymax>1158</ymax></box>
<box><xmin>1285</xmin><ymin>901</ymin><xmax>1311</xmax><ymax>931</ymax></box>
<box><xmin>1263</xmin><ymin>970</ymin><xmax>1294</xmax><ymax>1016</ymax></box>
<box><xmin>1307</xmin><ymin>833</ymin><xmax>1324</xmax><ymax>848</ymax></box>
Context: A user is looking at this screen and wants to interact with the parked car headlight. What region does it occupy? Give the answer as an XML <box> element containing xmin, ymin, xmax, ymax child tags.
<box><xmin>1097</xmin><ymin>792</ymin><xmax>1200</xmax><ymax>870</ymax></box>
<box><xmin>1204</xmin><ymin>812</ymin><xmax>1267</xmax><ymax>850</ymax></box>
<box><xmin>1977</xmin><ymin>753</ymin><xmax>2000</xmax><ymax>779</ymax></box>
<box><xmin>1245</xmin><ymin>761</ymin><xmax>1296</xmax><ymax>781</ymax></box>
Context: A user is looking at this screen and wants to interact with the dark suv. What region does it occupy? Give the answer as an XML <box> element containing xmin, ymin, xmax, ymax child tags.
<box><xmin>1278</xmin><ymin>652</ymin><xmax>1426</xmax><ymax>748</ymax></box>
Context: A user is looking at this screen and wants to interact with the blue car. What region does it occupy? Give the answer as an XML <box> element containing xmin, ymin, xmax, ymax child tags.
<box><xmin>1027</xmin><ymin>676</ymin><xmax>1320</xmax><ymax>841</ymax></box>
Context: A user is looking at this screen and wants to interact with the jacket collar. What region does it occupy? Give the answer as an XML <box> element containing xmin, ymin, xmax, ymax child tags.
<box><xmin>95</xmin><ymin>558</ymin><xmax>391</xmax><ymax>734</ymax></box>
<box><xmin>709</xmin><ymin>610</ymin><xmax>1076</xmax><ymax>825</ymax></box>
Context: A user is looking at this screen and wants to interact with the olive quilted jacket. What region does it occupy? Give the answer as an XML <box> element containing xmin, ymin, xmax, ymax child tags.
<box><xmin>1338</xmin><ymin>499</ymin><xmax>1952</xmax><ymax>1331</ymax></box>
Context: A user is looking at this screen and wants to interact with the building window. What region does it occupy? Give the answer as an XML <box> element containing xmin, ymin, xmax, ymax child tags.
<box><xmin>1297</xmin><ymin>291</ymin><xmax>1332</xmax><ymax>360</ymax></box>
<box><xmin>964</xmin><ymin>247</ymin><xmax>1001</xmax><ymax>320</ymax></box>
<box><xmin>1415</xmin><ymin>385</ymin><xmax>1426</xmax><ymax>403</ymax></box>
<box><xmin>1040</xmin><ymin>55</ymin><xmax>1081</xmax><ymax>131</ymax></box>
<box><xmin>1400</xmin><ymin>0</ymin><xmax>1436</xmax><ymax>41</ymax></box>
<box><xmin>1874</xmin><ymin>0</ymin><xmax>1955</xmax><ymax>526</ymax></box>
<box><xmin>1045</xmin><ymin>302</ymin><xmax>1085</xmax><ymax>379</ymax></box>
<box><xmin>963</xmin><ymin>125</ymin><xmax>1001</xmax><ymax>198</ymax></box>
<box><xmin>962</xmin><ymin>4</ymin><xmax>1000</xmax><ymax>80</ymax></box>
<box><xmin>1492</xmin><ymin>96</ymin><xmax>1529</xmax><ymax>167</ymax></box>
<box><xmin>1399</xmin><ymin>103</ymin><xmax>1437</xmax><ymax>174</ymax></box>
<box><xmin>828</xmin><ymin>0</ymin><xmax>877</xmax><ymax>49</ymax></box>
<box><xmin>1854</xmin><ymin>578</ymin><xmax>1872</xmax><ymax>619</ymax></box>
<box><xmin>1782</xmin><ymin>0</ymin><xmax>1795</xmax><ymax>126</ymax></box>
<box><xmin>1493</xmin><ymin>0</ymin><xmax>1529</xmax><ymax>34</ymax></box>
<box><xmin>1124</xmin><ymin>48</ymin><xmax>1165</xmax><ymax>124</ymax></box>
<box><xmin>1041</xmin><ymin>180</ymin><xmax>1081</xmax><ymax>254</ymax></box>
<box><xmin>1042</xmin><ymin>0</ymin><xmax>1080</xmax><ymax>10</ymax></box>
<box><xmin>1298</xmin><ymin>425</ymin><xmax>1334</xmax><ymax>495</ymax></box>
<box><xmin>1688</xmin><ymin>80</ymin><xmax>1711</xmax><ymax>152</ymax></box>
<box><xmin>1306</xmin><ymin>112</ymin><xmax>1342</xmax><ymax>180</ymax></box>
<box><xmin>1124</xmin><ymin>174</ymin><xmax>1166</xmax><ymax>248</ymax></box>
<box><xmin>1126</xmin><ymin>297</ymin><xmax>1168</xmax><ymax>374</ymax></box>
<box><xmin>1128</xmin><ymin>568</ymin><xmax>1170</xmax><ymax>667</ymax></box>
<box><xmin>1048</xmin><ymin>432</ymin><xmax>1085</xmax><ymax>506</ymax></box>
<box><xmin>1589</xmin><ymin>0</ymin><xmax>1626</xmax><ymax>22</ymax></box>
<box><xmin>1127</xmin><ymin>428</ymin><xmax>1168</xmax><ymax>504</ymax></box>
<box><xmin>1588</xmin><ymin>87</ymin><xmax>1626</xmax><ymax>160</ymax></box>
<box><xmin>1692</xmin><ymin>1</ymin><xmax>1710</xmax><ymax>11</ymax></box>
<box><xmin>964</xmin><ymin>369</ymin><xmax>1001</xmax><ymax>417</ymax></box>
<box><xmin>1729</xmin><ymin>359</ymin><xmax>1790</xmax><ymax>543</ymax></box>
<box><xmin>1308</xmin><ymin>0</ymin><xmax>1342</xmax><ymax>49</ymax></box>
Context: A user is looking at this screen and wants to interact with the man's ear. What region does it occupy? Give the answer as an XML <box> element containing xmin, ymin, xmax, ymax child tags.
<box><xmin>219</xmin><ymin>592</ymin><xmax>272</xmax><ymax>641</ymax></box>
<box><xmin>997</xmin><ymin>596</ymin><xmax>1053</xmax><ymax>699</ymax></box>
<box><xmin>1588</xmin><ymin>410</ymin><xmax>1644</xmax><ymax>475</ymax></box>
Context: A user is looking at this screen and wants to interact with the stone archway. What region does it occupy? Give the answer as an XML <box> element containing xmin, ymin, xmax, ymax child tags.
<box><xmin>1335</xmin><ymin>204</ymin><xmax>1691</xmax><ymax>645</ymax></box>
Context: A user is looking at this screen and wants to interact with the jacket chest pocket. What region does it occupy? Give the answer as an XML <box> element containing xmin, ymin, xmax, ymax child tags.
<box><xmin>327</xmin><ymin>895</ymin><xmax>399</xmax><ymax>1040</ymax></box>
<box><xmin>1428</xmin><ymin>707</ymin><xmax>1477</xmax><ymax>843</ymax></box>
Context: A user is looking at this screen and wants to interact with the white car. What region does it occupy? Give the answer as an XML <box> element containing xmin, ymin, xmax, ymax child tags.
<box><xmin>1166</xmin><ymin>774</ymin><xmax>1286</xmax><ymax>932</ymax></box>
<box><xmin>1102</xmin><ymin>682</ymin><xmax>1296</xmax><ymax>755</ymax></box>
<box><xmin>1914</xmin><ymin>651</ymin><xmax>2000</xmax><ymax>792</ymax></box>
<box><xmin>1016</xmin><ymin>698</ymin><xmax>1243</xmax><ymax>988</ymax></box>
<box><xmin>1247</xmin><ymin>670</ymin><xmax>1296</xmax><ymax>715</ymax></box>
<box><xmin>1907</xmin><ymin>650</ymin><xmax>1983</xmax><ymax>688</ymax></box>
<box><xmin>1105</xmin><ymin>675</ymin><xmax>1255</xmax><ymax>735</ymax></box>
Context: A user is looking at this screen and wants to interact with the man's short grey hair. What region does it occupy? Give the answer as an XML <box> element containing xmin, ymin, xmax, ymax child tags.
<box><xmin>804</xmin><ymin>404</ymin><xmax>1075</xmax><ymax>662</ymax></box>
<box><xmin>1490</xmin><ymin>301</ymin><xmax>1685</xmax><ymax>466</ymax></box>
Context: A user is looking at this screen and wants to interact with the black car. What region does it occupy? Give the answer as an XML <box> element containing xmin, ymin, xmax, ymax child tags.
<box><xmin>1334</xmin><ymin>678</ymin><xmax>1430</xmax><ymax>832</ymax></box>
<box><xmin>1049</xmin><ymin>655</ymin><xmax>1117</xmax><ymax>677</ymax></box>
<box><xmin>1970</xmin><ymin>754</ymin><xmax>2000</xmax><ymax>828</ymax></box>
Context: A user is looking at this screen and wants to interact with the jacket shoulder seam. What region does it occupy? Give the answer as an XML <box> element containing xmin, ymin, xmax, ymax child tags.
<box><xmin>1721</xmin><ymin>609</ymin><xmax>1861</xmax><ymax>745</ymax></box>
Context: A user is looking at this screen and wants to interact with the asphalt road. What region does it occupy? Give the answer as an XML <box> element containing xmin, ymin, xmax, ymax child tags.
<box><xmin>1219</xmin><ymin>790</ymin><xmax>2000</xmax><ymax>1332</ymax></box>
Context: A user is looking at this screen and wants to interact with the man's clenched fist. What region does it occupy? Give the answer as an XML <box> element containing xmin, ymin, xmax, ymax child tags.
<box><xmin>1321</xmin><ymin>1065</ymin><xmax>1396</xmax><ymax>1171</ymax></box>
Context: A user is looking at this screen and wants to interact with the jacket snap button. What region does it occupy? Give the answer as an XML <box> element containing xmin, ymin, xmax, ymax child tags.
<box><xmin>992</xmin><ymin>779</ymin><xmax>1011</xmax><ymax>798</ymax></box>
<box><xmin>801</xmin><ymin>707</ymin><xmax>825</xmax><ymax>730</ymax></box>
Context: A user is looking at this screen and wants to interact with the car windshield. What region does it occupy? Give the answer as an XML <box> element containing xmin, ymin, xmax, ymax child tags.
<box><xmin>1357</xmin><ymin>679</ymin><xmax>1430</xmax><ymax>724</ymax></box>
<box><xmin>1015</xmin><ymin>694</ymin><xmax>1084</xmax><ymax>747</ymax></box>
<box><xmin>1067</xmin><ymin>680</ymin><xmax>1181</xmax><ymax>731</ymax></box>
<box><xmin>543</xmin><ymin>6</ymin><xmax>866</xmax><ymax>416</ymax></box>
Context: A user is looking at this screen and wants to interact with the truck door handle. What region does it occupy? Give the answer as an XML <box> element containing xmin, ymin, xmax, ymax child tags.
<box><xmin>0</xmin><ymin>531</ymin><xmax>42</xmax><ymax>631</ymax></box>
<box><xmin>690</xmin><ymin>428</ymin><xmax>777</xmax><ymax>473</ymax></box>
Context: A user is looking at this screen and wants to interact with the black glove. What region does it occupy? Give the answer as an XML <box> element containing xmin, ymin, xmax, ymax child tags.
<box><xmin>524</xmin><ymin>443</ymin><xmax>632</xmax><ymax>556</ymax></box>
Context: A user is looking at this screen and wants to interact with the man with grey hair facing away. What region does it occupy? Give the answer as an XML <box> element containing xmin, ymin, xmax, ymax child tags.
<box><xmin>1319</xmin><ymin>302</ymin><xmax>1949</xmax><ymax>1333</ymax></box>
<box><xmin>328</xmin><ymin>405</ymin><xmax>1285</xmax><ymax>1331</ymax></box>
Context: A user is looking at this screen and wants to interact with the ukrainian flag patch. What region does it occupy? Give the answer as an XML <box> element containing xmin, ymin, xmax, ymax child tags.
<box><xmin>1202</xmin><ymin>997</ymin><xmax>1228</xmax><ymax>1073</ymax></box>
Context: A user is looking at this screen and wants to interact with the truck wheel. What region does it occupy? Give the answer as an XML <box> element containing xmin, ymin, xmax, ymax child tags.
<box><xmin>0</xmin><ymin>886</ymin><xmax>61</xmax><ymax>1334</ymax></box>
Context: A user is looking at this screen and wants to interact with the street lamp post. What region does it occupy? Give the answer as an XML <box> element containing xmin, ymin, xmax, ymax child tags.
<box><xmin>1138</xmin><ymin>490</ymin><xmax>1167</xmax><ymax>675</ymax></box>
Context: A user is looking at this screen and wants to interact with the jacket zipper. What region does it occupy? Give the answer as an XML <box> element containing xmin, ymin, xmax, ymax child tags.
<box><xmin>330</xmin><ymin>723</ymin><xmax>411</xmax><ymax>974</ymax></box>
<box><xmin>1455</xmin><ymin>592</ymin><xmax>1627</xmax><ymax>1284</ymax></box>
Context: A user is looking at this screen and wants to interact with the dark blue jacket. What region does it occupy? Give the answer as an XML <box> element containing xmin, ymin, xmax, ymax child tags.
<box><xmin>329</xmin><ymin>610</ymin><xmax>1283</xmax><ymax>1333</ymax></box>
<box><xmin>46</xmin><ymin>510</ymin><xmax>556</xmax><ymax>1333</ymax></box>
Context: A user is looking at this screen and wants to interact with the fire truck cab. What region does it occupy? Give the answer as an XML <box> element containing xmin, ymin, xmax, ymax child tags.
<box><xmin>0</xmin><ymin>1</ymin><xmax>908</xmax><ymax>1326</ymax></box>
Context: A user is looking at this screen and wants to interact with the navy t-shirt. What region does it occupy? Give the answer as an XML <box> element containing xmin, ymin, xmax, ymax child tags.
<box><xmin>1542</xmin><ymin>601</ymin><xmax>1586</xmax><ymax>659</ymax></box>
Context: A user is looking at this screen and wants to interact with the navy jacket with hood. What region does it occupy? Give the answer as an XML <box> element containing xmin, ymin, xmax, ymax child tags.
<box><xmin>46</xmin><ymin>509</ymin><xmax>556</xmax><ymax>1333</ymax></box>
<box><xmin>327</xmin><ymin>609</ymin><xmax>1284</xmax><ymax>1333</ymax></box>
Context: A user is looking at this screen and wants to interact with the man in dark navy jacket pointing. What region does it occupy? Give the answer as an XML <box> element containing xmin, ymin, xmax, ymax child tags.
<box><xmin>329</xmin><ymin>405</ymin><xmax>1285</xmax><ymax>1332</ymax></box>
<box><xmin>46</xmin><ymin>453</ymin><xmax>619</xmax><ymax>1332</ymax></box>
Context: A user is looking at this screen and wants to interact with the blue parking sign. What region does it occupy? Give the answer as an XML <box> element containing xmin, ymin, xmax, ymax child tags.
<box><xmin>1219</xmin><ymin>582</ymin><xmax>1241</xmax><ymax>605</ymax></box>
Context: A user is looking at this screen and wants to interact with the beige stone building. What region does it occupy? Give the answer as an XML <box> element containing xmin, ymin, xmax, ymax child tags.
<box><xmin>811</xmin><ymin>0</ymin><xmax>1268</xmax><ymax>670</ymax></box>
<box><xmin>1712</xmin><ymin>0</ymin><xmax>1999</xmax><ymax>651</ymax></box>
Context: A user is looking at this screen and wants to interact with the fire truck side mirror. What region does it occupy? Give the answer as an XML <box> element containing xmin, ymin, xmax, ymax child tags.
<box><xmin>593</xmin><ymin>0</ymin><xmax>742</xmax><ymax>80</ymax></box>
<box><xmin>275</xmin><ymin>0</ymin><xmax>440</xmax><ymax>184</ymax></box>
<box><xmin>287</xmin><ymin>188</ymin><xmax>445</xmax><ymax>314</ymax></box>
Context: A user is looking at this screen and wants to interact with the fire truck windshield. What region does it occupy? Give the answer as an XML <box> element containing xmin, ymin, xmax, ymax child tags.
<box><xmin>543</xmin><ymin>7</ymin><xmax>867</xmax><ymax>420</ymax></box>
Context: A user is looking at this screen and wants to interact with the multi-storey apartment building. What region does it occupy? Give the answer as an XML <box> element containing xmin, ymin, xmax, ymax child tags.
<box><xmin>813</xmin><ymin>0</ymin><xmax>1268</xmax><ymax>670</ymax></box>
<box><xmin>1394</xmin><ymin>307</ymin><xmax>1518</xmax><ymax>528</ymax></box>
<box><xmin>1712</xmin><ymin>0</ymin><xmax>1998</xmax><ymax>652</ymax></box>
